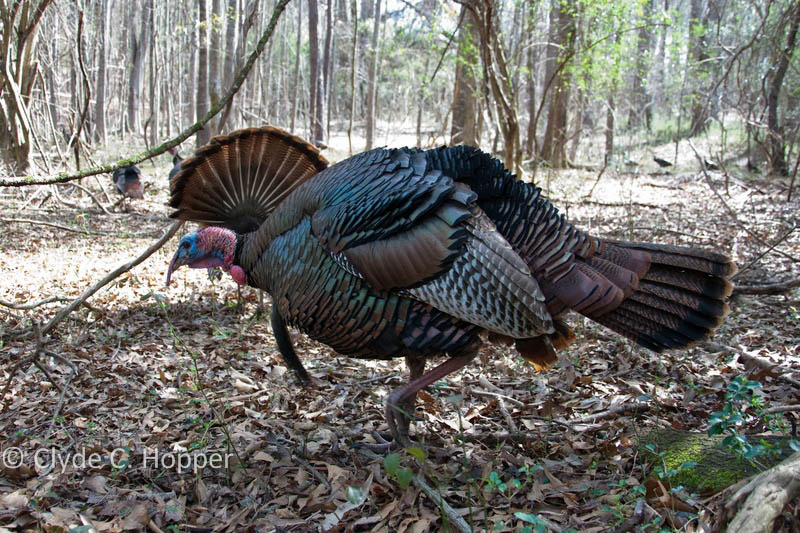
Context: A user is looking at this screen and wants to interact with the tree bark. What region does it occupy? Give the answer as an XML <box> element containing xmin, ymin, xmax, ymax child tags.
<box><xmin>524</xmin><ymin>15</ymin><xmax>538</xmax><ymax>158</ymax></box>
<box><xmin>347</xmin><ymin>0</ymin><xmax>358</xmax><ymax>154</ymax></box>
<box><xmin>94</xmin><ymin>0</ymin><xmax>108</xmax><ymax>143</ymax></box>
<box><xmin>629</xmin><ymin>0</ymin><xmax>654</xmax><ymax>129</ymax></box>
<box><xmin>216</xmin><ymin>0</ymin><xmax>239</xmax><ymax>133</ymax></box>
<box><xmin>323</xmin><ymin>0</ymin><xmax>334</xmax><ymax>142</ymax></box>
<box><xmin>450</xmin><ymin>6</ymin><xmax>479</xmax><ymax>147</ymax></box>
<box><xmin>539</xmin><ymin>0</ymin><xmax>576</xmax><ymax>168</ymax></box>
<box><xmin>196</xmin><ymin>0</ymin><xmax>210</xmax><ymax>146</ymax></box>
<box><xmin>458</xmin><ymin>0</ymin><xmax>522</xmax><ymax>173</ymax></box>
<box><xmin>290</xmin><ymin>0</ymin><xmax>302</xmax><ymax>134</ymax></box>
<box><xmin>0</xmin><ymin>0</ymin><xmax>54</xmax><ymax>173</ymax></box>
<box><xmin>308</xmin><ymin>0</ymin><xmax>325</xmax><ymax>146</ymax></box>
<box><xmin>766</xmin><ymin>0</ymin><xmax>800</xmax><ymax>176</ymax></box>
<box><xmin>148</xmin><ymin>0</ymin><xmax>158</xmax><ymax>146</ymax></box>
<box><xmin>208</xmin><ymin>0</ymin><xmax>224</xmax><ymax>135</ymax></box>
<box><xmin>126</xmin><ymin>0</ymin><xmax>151</xmax><ymax>134</ymax></box>
<box><xmin>687</xmin><ymin>0</ymin><xmax>709</xmax><ymax>136</ymax></box>
<box><xmin>364</xmin><ymin>0</ymin><xmax>382</xmax><ymax>150</ymax></box>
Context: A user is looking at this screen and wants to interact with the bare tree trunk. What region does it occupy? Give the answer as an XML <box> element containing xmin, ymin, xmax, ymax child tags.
<box><xmin>687</xmin><ymin>0</ymin><xmax>709</xmax><ymax>136</ymax></box>
<box><xmin>451</xmin><ymin>6</ymin><xmax>478</xmax><ymax>146</ymax></box>
<box><xmin>365</xmin><ymin>0</ymin><xmax>381</xmax><ymax>150</ymax></box>
<box><xmin>767</xmin><ymin>1</ymin><xmax>800</xmax><ymax>176</ymax></box>
<box><xmin>539</xmin><ymin>0</ymin><xmax>575</xmax><ymax>168</ymax></box>
<box><xmin>216</xmin><ymin>0</ymin><xmax>238</xmax><ymax>132</ymax></box>
<box><xmin>94</xmin><ymin>0</ymin><xmax>108</xmax><ymax>143</ymax></box>
<box><xmin>127</xmin><ymin>0</ymin><xmax>152</xmax><ymax>134</ymax></box>
<box><xmin>0</xmin><ymin>0</ymin><xmax>54</xmax><ymax>173</ymax></box>
<box><xmin>457</xmin><ymin>0</ymin><xmax>521</xmax><ymax>172</ymax></box>
<box><xmin>196</xmin><ymin>0</ymin><xmax>210</xmax><ymax>146</ymax></box>
<box><xmin>308</xmin><ymin>0</ymin><xmax>325</xmax><ymax>146</ymax></box>
<box><xmin>290</xmin><ymin>0</ymin><xmax>302</xmax><ymax>134</ymax></box>
<box><xmin>347</xmin><ymin>0</ymin><xmax>358</xmax><ymax>154</ymax></box>
<box><xmin>186</xmin><ymin>4</ymin><xmax>198</xmax><ymax>127</ymax></box>
<box><xmin>629</xmin><ymin>0</ymin><xmax>654</xmax><ymax>129</ymax></box>
<box><xmin>208</xmin><ymin>0</ymin><xmax>224</xmax><ymax>135</ymax></box>
<box><xmin>148</xmin><ymin>0</ymin><xmax>159</xmax><ymax>145</ymax></box>
<box><xmin>323</xmin><ymin>0</ymin><xmax>334</xmax><ymax>142</ymax></box>
<box><xmin>524</xmin><ymin>27</ymin><xmax>538</xmax><ymax>157</ymax></box>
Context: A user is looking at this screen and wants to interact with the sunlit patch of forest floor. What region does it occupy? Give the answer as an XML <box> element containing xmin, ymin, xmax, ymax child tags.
<box><xmin>1</xmin><ymin>141</ymin><xmax>799</xmax><ymax>531</ymax></box>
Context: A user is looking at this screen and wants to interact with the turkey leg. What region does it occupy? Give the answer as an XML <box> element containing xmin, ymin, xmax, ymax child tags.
<box><xmin>385</xmin><ymin>351</ymin><xmax>476</xmax><ymax>447</ymax></box>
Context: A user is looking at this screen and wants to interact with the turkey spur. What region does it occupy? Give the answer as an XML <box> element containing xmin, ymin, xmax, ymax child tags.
<box><xmin>166</xmin><ymin>126</ymin><xmax>735</xmax><ymax>446</ymax></box>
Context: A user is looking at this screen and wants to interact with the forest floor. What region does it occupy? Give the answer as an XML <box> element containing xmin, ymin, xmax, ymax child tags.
<box><xmin>1</xmin><ymin>137</ymin><xmax>799</xmax><ymax>532</ymax></box>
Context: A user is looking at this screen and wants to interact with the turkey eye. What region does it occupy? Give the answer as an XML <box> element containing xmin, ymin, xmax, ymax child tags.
<box><xmin>181</xmin><ymin>242</ymin><xmax>190</xmax><ymax>250</ymax></box>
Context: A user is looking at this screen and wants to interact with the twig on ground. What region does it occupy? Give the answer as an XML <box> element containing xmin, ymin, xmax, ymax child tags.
<box><xmin>356</xmin><ymin>448</ymin><xmax>474</xmax><ymax>533</ymax></box>
<box><xmin>571</xmin><ymin>403</ymin><xmax>650</xmax><ymax>424</ymax></box>
<box><xmin>708</xmin><ymin>344</ymin><xmax>800</xmax><ymax>389</ymax></box>
<box><xmin>0</xmin><ymin>296</ymin><xmax>69</xmax><ymax>310</ymax></box>
<box><xmin>763</xmin><ymin>405</ymin><xmax>800</xmax><ymax>415</ymax></box>
<box><xmin>0</xmin><ymin>217</ymin><xmax>105</xmax><ymax>235</ymax></box>
<box><xmin>583</xmin><ymin>162</ymin><xmax>608</xmax><ymax>199</ymax></box>
<box><xmin>467</xmin><ymin>387</ymin><xmax>525</xmax><ymax>407</ymax></box>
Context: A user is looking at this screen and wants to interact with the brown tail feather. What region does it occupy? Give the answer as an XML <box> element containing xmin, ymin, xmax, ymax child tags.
<box><xmin>169</xmin><ymin>126</ymin><xmax>328</xmax><ymax>232</ymax></box>
<box><xmin>579</xmin><ymin>241</ymin><xmax>736</xmax><ymax>352</ymax></box>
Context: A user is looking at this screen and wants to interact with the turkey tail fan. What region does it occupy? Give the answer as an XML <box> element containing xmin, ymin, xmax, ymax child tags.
<box><xmin>587</xmin><ymin>241</ymin><xmax>736</xmax><ymax>352</ymax></box>
<box><xmin>169</xmin><ymin>126</ymin><xmax>328</xmax><ymax>232</ymax></box>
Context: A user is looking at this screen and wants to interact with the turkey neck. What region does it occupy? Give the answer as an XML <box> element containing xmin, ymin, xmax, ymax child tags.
<box><xmin>234</xmin><ymin>181</ymin><xmax>321</xmax><ymax>291</ymax></box>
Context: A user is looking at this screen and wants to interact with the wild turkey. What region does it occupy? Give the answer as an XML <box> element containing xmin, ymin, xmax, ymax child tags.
<box><xmin>653</xmin><ymin>156</ymin><xmax>673</xmax><ymax>168</ymax></box>
<box><xmin>166</xmin><ymin>126</ymin><xmax>736</xmax><ymax>446</ymax></box>
<box><xmin>168</xmin><ymin>148</ymin><xmax>184</xmax><ymax>180</ymax></box>
<box><xmin>112</xmin><ymin>166</ymin><xmax>144</xmax><ymax>209</ymax></box>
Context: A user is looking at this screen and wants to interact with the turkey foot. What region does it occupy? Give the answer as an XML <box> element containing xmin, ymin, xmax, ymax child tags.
<box><xmin>381</xmin><ymin>352</ymin><xmax>476</xmax><ymax>449</ymax></box>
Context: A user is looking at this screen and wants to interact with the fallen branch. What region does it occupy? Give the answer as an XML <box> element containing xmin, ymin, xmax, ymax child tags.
<box><xmin>721</xmin><ymin>452</ymin><xmax>800</xmax><ymax>533</ymax></box>
<box><xmin>41</xmin><ymin>220</ymin><xmax>184</xmax><ymax>335</ymax></box>
<box><xmin>732</xmin><ymin>278</ymin><xmax>800</xmax><ymax>295</ymax></box>
<box><xmin>553</xmin><ymin>198</ymin><xmax>675</xmax><ymax>210</ymax></box>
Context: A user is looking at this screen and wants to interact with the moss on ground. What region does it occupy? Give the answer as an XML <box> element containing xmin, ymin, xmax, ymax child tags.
<box><xmin>637</xmin><ymin>429</ymin><xmax>795</xmax><ymax>493</ymax></box>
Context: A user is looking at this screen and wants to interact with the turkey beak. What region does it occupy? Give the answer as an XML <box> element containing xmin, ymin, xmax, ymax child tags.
<box><xmin>166</xmin><ymin>250</ymin><xmax>187</xmax><ymax>286</ymax></box>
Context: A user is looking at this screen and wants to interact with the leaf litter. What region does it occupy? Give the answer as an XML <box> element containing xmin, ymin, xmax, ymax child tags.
<box><xmin>0</xmin><ymin>163</ymin><xmax>799</xmax><ymax>531</ymax></box>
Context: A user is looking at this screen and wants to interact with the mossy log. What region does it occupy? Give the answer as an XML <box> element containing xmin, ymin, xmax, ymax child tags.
<box><xmin>636</xmin><ymin>428</ymin><xmax>796</xmax><ymax>494</ymax></box>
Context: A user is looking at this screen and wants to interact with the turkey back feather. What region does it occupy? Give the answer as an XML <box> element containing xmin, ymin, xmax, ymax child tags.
<box><xmin>169</xmin><ymin>126</ymin><xmax>328</xmax><ymax>233</ymax></box>
<box><xmin>421</xmin><ymin>145</ymin><xmax>735</xmax><ymax>354</ymax></box>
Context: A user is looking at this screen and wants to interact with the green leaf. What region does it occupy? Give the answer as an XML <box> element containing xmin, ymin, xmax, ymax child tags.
<box><xmin>406</xmin><ymin>446</ymin><xmax>426</xmax><ymax>462</ymax></box>
<box><xmin>384</xmin><ymin>453</ymin><xmax>399</xmax><ymax>477</ymax></box>
<box><xmin>397</xmin><ymin>467</ymin><xmax>413</xmax><ymax>489</ymax></box>
<box><xmin>514</xmin><ymin>512</ymin><xmax>541</xmax><ymax>524</ymax></box>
